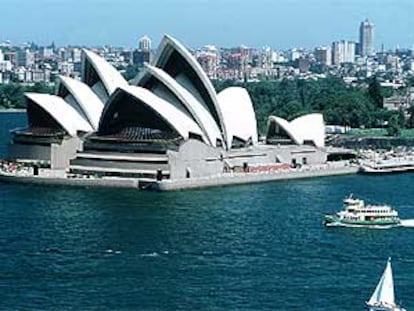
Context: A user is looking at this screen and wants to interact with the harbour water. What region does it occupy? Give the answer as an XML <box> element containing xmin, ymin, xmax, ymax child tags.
<box><xmin>1</xmin><ymin>113</ymin><xmax>414</xmax><ymax>310</ymax></box>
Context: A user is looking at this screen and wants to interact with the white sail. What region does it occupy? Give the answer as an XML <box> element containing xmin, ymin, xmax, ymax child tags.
<box><xmin>368</xmin><ymin>258</ymin><xmax>395</xmax><ymax>306</ymax></box>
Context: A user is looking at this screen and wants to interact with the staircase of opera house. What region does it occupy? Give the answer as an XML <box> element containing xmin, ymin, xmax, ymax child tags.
<box><xmin>68</xmin><ymin>150</ymin><xmax>171</xmax><ymax>184</ymax></box>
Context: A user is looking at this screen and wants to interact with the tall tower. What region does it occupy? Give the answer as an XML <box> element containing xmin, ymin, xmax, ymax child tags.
<box><xmin>139</xmin><ymin>35</ymin><xmax>152</xmax><ymax>52</ymax></box>
<box><xmin>134</xmin><ymin>35</ymin><xmax>152</xmax><ymax>66</ymax></box>
<box><xmin>359</xmin><ymin>19</ymin><xmax>374</xmax><ymax>56</ymax></box>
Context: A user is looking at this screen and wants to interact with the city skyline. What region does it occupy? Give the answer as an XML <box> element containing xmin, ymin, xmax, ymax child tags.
<box><xmin>1</xmin><ymin>0</ymin><xmax>414</xmax><ymax>49</ymax></box>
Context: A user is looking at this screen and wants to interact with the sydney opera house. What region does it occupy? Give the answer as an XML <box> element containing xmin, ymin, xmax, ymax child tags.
<box><xmin>4</xmin><ymin>35</ymin><xmax>335</xmax><ymax>189</ymax></box>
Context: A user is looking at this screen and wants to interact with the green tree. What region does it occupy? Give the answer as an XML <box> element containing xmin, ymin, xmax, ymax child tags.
<box><xmin>368</xmin><ymin>76</ymin><xmax>384</xmax><ymax>108</ymax></box>
<box><xmin>387</xmin><ymin>114</ymin><xmax>401</xmax><ymax>137</ymax></box>
<box><xmin>407</xmin><ymin>105</ymin><xmax>414</xmax><ymax>128</ymax></box>
<box><xmin>0</xmin><ymin>82</ymin><xmax>54</xmax><ymax>109</ymax></box>
<box><xmin>397</xmin><ymin>107</ymin><xmax>406</xmax><ymax>128</ymax></box>
<box><xmin>27</xmin><ymin>82</ymin><xmax>54</xmax><ymax>94</ymax></box>
<box><xmin>122</xmin><ymin>64</ymin><xmax>142</xmax><ymax>81</ymax></box>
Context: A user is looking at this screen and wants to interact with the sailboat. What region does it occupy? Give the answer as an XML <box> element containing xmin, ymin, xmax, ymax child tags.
<box><xmin>366</xmin><ymin>258</ymin><xmax>406</xmax><ymax>311</ymax></box>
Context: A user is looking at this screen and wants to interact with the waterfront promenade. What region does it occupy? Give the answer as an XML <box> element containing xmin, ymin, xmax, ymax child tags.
<box><xmin>0</xmin><ymin>161</ymin><xmax>358</xmax><ymax>191</ymax></box>
<box><xmin>155</xmin><ymin>162</ymin><xmax>358</xmax><ymax>191</ymax></box>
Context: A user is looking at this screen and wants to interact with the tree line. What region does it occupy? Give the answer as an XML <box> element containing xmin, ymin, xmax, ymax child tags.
<box><xmin>0</xmin><ymin>82</ymin><xmax>54</xmax><ymax>109</ymax></box>
<box><xmin>214</xmin><ymin>77</ymin><xmax>413</xmax><ymax>135</ymax></box>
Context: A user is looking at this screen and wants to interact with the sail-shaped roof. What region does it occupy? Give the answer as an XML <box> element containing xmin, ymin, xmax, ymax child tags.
<box><xmin>136</xmin><ymin>63</ymin><xmax>223</xmax><ymax>147</ymax></box>
<box><xmin>25</xmin><ymin>93</ymin><xmax>93</xmax><ymax>136</ymax></box>
<box><xmin>56</xmin><ymin>75</ymin><xmax>104</xmax><ymax>130</ymax></box>
<box><xmin>99</xmin><ymin>85</ymin><xmax>204</xmax><ymax>141</ymax></box>
<box><xmin>267</xmin><ymin>116</ymin><xmax>302</xmax><ymax>145</ymax></box>
<box><xmin>267</xmin><ymin>113</ymin><xmax>325</xmax><ymax>148</ymax></box>
<box><xmin>152</xmin><ymin>34</ymin><xmax>227</xmax><ymax>148</ymax></box>
<box><xmin>81</xmin><ymin>49</ymin><xmax>128</xmax><ymax>102</ymax></box>
<box><xmin>290</xmin><ymin>113</ymin><xmax>325</xmax><ymax>148</ymax></box>
<box><xmin>217</xmin><ymin>87</ymin><xmax>258</xmax><ymax>148</ymax></box>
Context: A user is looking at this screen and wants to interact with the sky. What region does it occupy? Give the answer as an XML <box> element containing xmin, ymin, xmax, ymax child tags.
<box><xmin>1</xmin><ymin>0</ymin><xmax>414</xmax><ymax>50</ymax></box>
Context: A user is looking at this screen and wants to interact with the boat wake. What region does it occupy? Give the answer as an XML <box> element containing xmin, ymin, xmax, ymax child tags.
<box><xmin>326</xmin><ymin>219</ymin><xmax>414</xmax><ymax>229</ymax></box>
<box><xmin>400</xmin><ymin>219</ymin><xmax>414</xmax><ymax>228</ymax></box>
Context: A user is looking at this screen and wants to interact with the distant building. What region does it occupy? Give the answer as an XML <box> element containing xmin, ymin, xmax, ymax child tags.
<box><xmin>138</xmin><ymin>35</ymin><xmax>152</xmax><ymax>52</ymax></box>
<box><xmin>314</xmin><ymin>46</ymin><xmax>332</xmax><ymax>66</ymax></box>
<box><xmin>0</xmin><ymin>49</ymin><xmax>12</xmax><ymax>73</ymax></box>
<box><xmin>132</xmin><ymin>50</ymin><xmax>151</xmax><ymax>66</ymax></box>
<box><xmin>297</xmin><ymin>57</ymin><xmax>310</xmax><ymax>73</ymax></box>
<box><xmin>332</xmin><ymin>40</ymin><xmax>355</xmax><ymax>65</ymax></box>
<box><xmin>133</xmin><ymin>35</ymin><xmax>152</xmax><ymax>66</ymax></box>
<box><xmin>197</xmin><ymin>45</ymin><xmax>219</xmax><ymax>80</ymax></box>
<box><xmin>359</xmin><ymin>19</ymin><xmax>374</xmax><ymax>56</ymax></box>
<box><xmin>383</xmin><ymin>95</ymin><xmax>411</xmax><ymax>112</ymax></box>
<box><xmin>3</xmin><ymin>51</ymin><xmax>17</xmax><ymax>65</ymax></box>
<box><xmin>71</xmin><ymin>48</ymin><xmax>82</xmax><ymax>63</ymax></box>
<box><xmin>0</xmin><ymin>60</ymin><xmax>12</xmax><ymax>72</ymax></box>
<box><xmin>58</xmin><ymin>61</ymin><xmax>74</xmax><ymax>76</ymax></box>
<box><xmin>288</xmin><ymin>48</ymin><xmax>302</xmax><ymax>62</ymax></box>
<box><xmin>17</xmin><ymin>49</ymin><xmax>35</xmax><ymax>67</ymax></box>
<box><xmin>40</xmin><ymin>47</ymin><xmax>54</xmax><ymax>59</ymax></box>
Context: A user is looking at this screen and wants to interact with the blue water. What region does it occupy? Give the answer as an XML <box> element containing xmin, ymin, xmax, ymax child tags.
<box><xmin>1</xmin><ymin>113</ymin><xmax>414</xmax><ymax>310</ymax></box>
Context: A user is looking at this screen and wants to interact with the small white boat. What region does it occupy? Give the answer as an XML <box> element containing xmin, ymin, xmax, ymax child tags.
<box><xmin>365</xmin><ymin>258</ymin><xmax>406</xmax><ymax>311</ymax></box>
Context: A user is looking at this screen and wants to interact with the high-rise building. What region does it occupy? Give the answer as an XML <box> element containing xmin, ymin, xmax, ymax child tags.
<box><xmin>314</xmin><ymin>46</ymin><xmax>332</xmax><ymax>66</ymax></box>
<box><xmin>133</xmin><ymin>35</ymin><xmax>152</xmax><ymax>66</ymax></box>
<box><xmin>332</xmin><ymin>40</ymin><xmax>355</xmax><ymax>65</ymax></box>
<box><xmin>359</xmin><ymin>19</ymin><xmax>374</xmax><ymax>56</ymax></box>
<box><xmin>17</xmin><ymin>49</ymin><xmax>35</xmax><ymax>67</ymax></box>
<box><xmin>139</xmin><ymin>35</ymin><xmax>152</xmax><ymax>52</ymax></box>
<box><xmin>71</xmin><ymin>48</ymin><xmax>82</xmax><ymax>63</ymax></box>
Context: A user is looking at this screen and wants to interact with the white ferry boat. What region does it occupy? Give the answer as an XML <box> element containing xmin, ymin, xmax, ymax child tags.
<box><xmin>324</xmin><ymin>195</ymin><xmax>401</xmax><ymax>228</ymax></box>
<box><xmin>360</xmin><ymin>157</ymin><xmax>414</xmax><ymax>174</ymax></box>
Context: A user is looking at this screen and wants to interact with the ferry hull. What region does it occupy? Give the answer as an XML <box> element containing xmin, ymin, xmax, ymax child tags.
<box><xmin>360</xmin><ymin>164</ymin><xmax>414</xmax><ymax>174</ymax></box>
<box><xmin>324</xmin><ymin>215</ymin><xmax>401</xmax><ymax>228</ymax></box>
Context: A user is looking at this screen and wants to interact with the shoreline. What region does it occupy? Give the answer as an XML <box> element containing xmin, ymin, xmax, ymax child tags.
<box><xmin>0</xmin><ymin>164</ymin><xmax>359</xmax><ymax>191</ymax></box>
<box><xmin>154</xmin><ymin>165</ymin><xmax>359</xmax><ymax>191</ymax></box>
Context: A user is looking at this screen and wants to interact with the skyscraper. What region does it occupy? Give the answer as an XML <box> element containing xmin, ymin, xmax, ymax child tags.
<box><xmin>138</xmin><ymin>35</ymin><xmax>152</xmax><ymax>52</ymax></box>
<box><xmin>359</xmin><ymin>19</ymin><xmax>374</xmax><ymax>56</ymax></box>
<box><xmin>134</xmin><ymin>35</ymin><xmax>152</xmax><ymax>66</ymax></box>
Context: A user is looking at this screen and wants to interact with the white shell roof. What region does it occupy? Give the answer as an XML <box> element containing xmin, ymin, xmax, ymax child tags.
<box><xmin>101</xmin><ymin>85</ymin><xmax>204</xmax><ymax>141</ymax></box>
<box><xmin>137</xmin><ymin>64</ymin><xmax>223</xmax><ymax>147</ymax></box>
<box><xmin>217</xmin><ymin>87</ymin><xmax>258</xmax><ymax>148</ymax></box>
<box><xmin>57</xmin><ymin>75</ymin><xmax>104</xmax><ymax>130</ymax></box>
<box><xmin>290</xmin><ymin>113</ymin><xmax>325</xmax><ymax>148</ymax></box>
<box><xmin>25</xmin><ymin>93</ymin><xmax>93</xmax><ymax>136</ymax></box>
<box><xmin>268</xmin><ymin>116</ymin><xmax>302</xmax><ymax>145</ymax></box>
<box><xmin>81</xmin><ymin>49</ymin><xmax>128</xmax><ymax>96</ymax></box>
<box><xmin>153</xmin><ymin>34</ymin><xmax>228</xmax><ymax>148</ymax></box>
<box><xmin>267</xmin><ymin>113</ymin><xmax>325</xmax><ymax>148</ymax></box>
